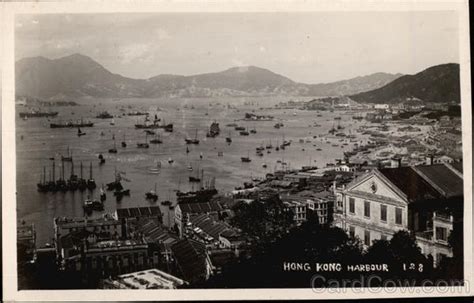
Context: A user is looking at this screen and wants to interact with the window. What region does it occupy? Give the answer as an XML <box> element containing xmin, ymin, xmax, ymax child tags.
<box><xmin>364</xmin><ymin>230</ymin><xmax>371</xmax><ymax>246</ymax></box>
<box><xmin>364</xmin><ymin>201</ymin><xmax>370</xmax><ymax>218</ymax></box>
<box><xmin>395</xmin><ymin>208</ymin><xmax>403</xmax><ymax>225</ymax></box>
<box><xmin>349</xmin><ymin>226</ymin><xmax>355</xmax><ymax>238</ymax></box>
<box><xmin>436</xmin><ymin>227</ymin><xmax>448</xmax><ymax>242</ymax></box>
<box><xmin>349</xmin><ymin>198</ymin><xmax>355</xmax><ymax>214</ymax></box>
<box><xmin>380</xmin><ymin>205</ymin><xmax>387</xmax><ymax>222</ymax></box>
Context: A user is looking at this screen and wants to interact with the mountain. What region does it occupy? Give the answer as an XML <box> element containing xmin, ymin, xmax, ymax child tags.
<box><xmin>306</xmin><ymin>72</ymin><xmax>403</xmax><ymax>97</ymax></box>
<box><xmin>15</xmin><ymin>54</ymin><xmax>146</xmax><ymax>98</ymax></box>
<box><xmin>16</xmin><ymin>53</ymin><xmax>402</xmax><ymax>99</ymax></box>
<box><xmin>349</xmin><ymin>63</ymin><xmax>460</xmax><ymax>104</ymax></box>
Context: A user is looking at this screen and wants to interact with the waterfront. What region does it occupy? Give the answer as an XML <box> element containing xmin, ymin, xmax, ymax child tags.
<box><xmin>16</xmin><ymin>97</ymin><xmax>373</xmax><ymax>245</ymax></box>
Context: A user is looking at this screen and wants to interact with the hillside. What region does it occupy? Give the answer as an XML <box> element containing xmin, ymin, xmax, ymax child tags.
<box><xmin>16</xmin><ymin>53</ymin><xmax>403</xmax><ymax>99</ymax></box>
<box><xmin>349</xmin><ymin>63</ymin><xmax>460</xmax><ymax>104</ymax></box>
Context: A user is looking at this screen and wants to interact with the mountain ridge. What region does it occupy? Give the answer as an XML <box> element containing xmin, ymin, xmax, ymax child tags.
<box><xmin>349</xmin><ymin>63</ymin><xmax>460</xmax><ymax>104</ymax></box>
<box><xmin>16</xmin><ymin>53</ymin><xmax>407</xmax><ymax>99</ymax></box>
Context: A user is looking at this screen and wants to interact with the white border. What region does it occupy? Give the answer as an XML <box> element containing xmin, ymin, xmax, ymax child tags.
<box><xmin>2</xmin><ymin>0</ymin><xmax>472</xmax><ymax>301</ymax></box>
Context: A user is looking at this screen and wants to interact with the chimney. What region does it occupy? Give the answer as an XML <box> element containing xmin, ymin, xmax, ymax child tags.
<box><xmin>429</xmin><ymin>154</ymin><xmax>434</xmax><ymax>165</ymax></box>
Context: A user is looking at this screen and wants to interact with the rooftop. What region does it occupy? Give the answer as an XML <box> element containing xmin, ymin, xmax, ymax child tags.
<box><xmin>178</xmin><ymin>200</ymin><xmax>223</xmax><ymax>214</ymax></box>
<box><xmin>413</xmin><ymin>164</ymin><xmax>463</xmax><ymax>198</ymax></box>
<box><xmin>116</xmin><ymin>206</ymin><xmax>162</xmax><ymax>219</ymax></box>
<box><xmin>378</xmin><ymin>167</ymin><xmax>442</xmax><ymax>202</ymax></box>
<box><xmin>171</xmin><ymin>239</ymin><xmax>208</xmax><ymax>283</ymax></box>
<box><xmin>105</xmin><ymin>268</ymin><xmax>186</xmax><ymax>289</ymax></box>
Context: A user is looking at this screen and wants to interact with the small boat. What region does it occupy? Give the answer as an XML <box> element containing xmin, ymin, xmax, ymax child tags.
<box><xmin>145</xmin><ymin>130</ymin><xmax>155</xmax><ymax>135</ymax></box>
<box><xmin>100</xmin><ymin>186</ymin><xmax>106</xmax><ymax>201</ymax></box>
<box><xmin>185</xmin><ymin>129</ymin><xmax>200</xmax><ymax>144</ymax></box>
<box><xmin>187</xmin><ymin>164</ymin><xmax>193</xmax><ymax>171</ymax></box>
<box><xmin>239</xmin><ymin>130</ymin><xmax>249</xmax><ymax>136</ymax></box>
<box><xmin>98</xmin><ymin>153</ymin><xmax>106</xmax><ymax>164</ymax></box>
<box><xmin>109</xmin><ymin>137</ymin><xmax>118</xmax><ymax>153</ymax></box>
<box><xmin>137</xmin><ymin>134</ymin><xmax>150</xmax><ymax>148</ymax></box>
<box><xmin>241</xmin><ymin>152</ymin><xmax>251</xmax><ymax>163</ymax></box>
<box><xmin>250</xmin><ymin>127</ymin><xmax>257</xmax><ymax>134</ymax></box>
<box><xmin>168</xmin><ymin>158</ymin><xmax>174</xmax><ymax>164</ymax></box>
<box><xmin>150</xmin><ymin>134</ymin><xmax>162</xmax><ymax>144</ymax></box>
<box><xmin>110</xmin><ymin>119</ymin><xmax>115</xmax><ymax>126</ymax></box>
<box><xmin>186</xmin><ymin>146</ymin><xmax>190</xmax><ymax>154</ymax></box>
<box><xmin>199</xmin><ymin>152</ymin><xmax>203</xmax><ymax>160</ymax></box>
<box><xmin>145</xmin><ymin>183</ymin><xmax>158</xmax><ymax>202</ymax></box>
<box><xmin>77</xmin><ymin>128</ymin><xmax>86</xmax><ymax>137</ymax></box>
<box><xmin>235</xmin><ymin>126</ymin><xmax>245</xmax><ymax>131</ymax></box>
<box><xmin>161</xmin><ymin>200</ymin><xmax>172</xmax><ymax>206</ymax></box>
<box><xmin>121</xmin><ymin>135</ymin><xmax>127</xmax><ymax>148</ymax></box>
<box><xmin>262</xmin><ymin>163</ymin><xmax>267</xmax><ymax>168</ymax></box>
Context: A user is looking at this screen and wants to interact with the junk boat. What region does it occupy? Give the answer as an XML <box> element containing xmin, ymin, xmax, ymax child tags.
<box><xmin>206</xmin><ymin>122</ymin><xmax>220</xmax><ymax>138</ymax></box>
<box><xmin>185</xmin><ymin>129</ymin><xmax>200</xmax><ymax>144</ymax></box>
<box><xmin>145</xmin><ymin>183</ymin><xmax>158</xmax><ymax>202</ymax></box>
<box><xmin>77</xmin><ymin>128</ymin><xmax>86</xmax><ymax>137</ymax></box>
<box><xmin>241</xmin><ymin>152</ymin><xmax>251</xmax><ymax>163</ymax></box>
<box><xmin>149</xmin><ymin>134</ymin><xmax>163</xmax><ymax>144</ymax></box>
<box><xmin>137</xmin><ymin>133</ymin><xmax>150</xmax><ymax>148</ymax></box>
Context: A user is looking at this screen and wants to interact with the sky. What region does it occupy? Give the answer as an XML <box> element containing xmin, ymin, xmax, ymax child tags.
<box><xmin>15</xmin><ymin>12</ymin><xmax>459</xmax><ymax>84</ymax></box>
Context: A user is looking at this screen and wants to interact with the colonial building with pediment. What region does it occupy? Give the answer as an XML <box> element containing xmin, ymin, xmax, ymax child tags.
<box><xmin>333</xmin><ymin>163</ymin><xmax>463</xmax><ymax>266</ymax></box>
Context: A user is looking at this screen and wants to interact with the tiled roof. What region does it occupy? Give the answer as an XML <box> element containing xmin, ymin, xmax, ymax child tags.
<box><xmin>413</xmin><ymin>164</ymin><xmax>463</xmax><ymax>198</ymax></box>
<box><xmin>171</xmin><ymin>239</ymin><xmax>208</xmax><ymax>283</ymax></box>
<box><xmin>178</xmin><ymin>201</ymin><xmax>223</xmax><ymax>214</ymax></box>
<box><xmin>116</xmin><ymin>206</ymin><xmax>162</xmax><ymax>219</ymax></box>
<box><xmin>378</xmin><ymin>167</ymin><xmax>442</xmax><ymax>202</ymax></box>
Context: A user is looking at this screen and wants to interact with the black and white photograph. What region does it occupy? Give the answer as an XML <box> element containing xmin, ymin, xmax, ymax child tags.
<box><xmin>2</xmin><ymin>0</ymin><xmax>473</xmax><ymax>301</ymax></box>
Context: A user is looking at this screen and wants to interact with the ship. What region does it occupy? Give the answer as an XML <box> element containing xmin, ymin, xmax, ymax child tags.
<box><xmin>96</xmin><ymin>111</ymin><xmax>113</xmax><ymax>119</ymax></box>
<box><xmin>127</xmin><ymin>111</ymin><xmax>149</xmax><ymax>116</ymax></box>
<box><xmin>185</xmin><ymin>129</ymin><xmax>200</xmax><ymax>144</ymax></box>
<box><xmin>225</xmin><ymin>131</ymin><xmax>232</xmax><ymax>143</ymax></box>
<box><xmin>19</xmin><ymin>111</ymin><xmax>58</xmax><ymax>118</ymax></box>
<box><xmin>176</xmin><ymin>176</ymin><xmax>218</xmax><ymax>204</ymax></box>
<box><xmin>77</xmin><ymin>128</ymin><xmax>86</xmax><ymax>137</ymax></box>
<box><xmin>87</xmin><ymin>162</ymin><xmax>97</xmax><ymax>190</ymax></box>
<box><xmin>149</xmin><ymin>134</ymin><xmax>163</xmax><ymax>144</ymax></box>
<box><xmin>250</xmin><ymin>127</ymin><xmax>257</xmax><ymax>134</ymax></box>
<box><xmin>241</xmin><ymin>152</ymin><xmax>251</xmax><ymax>162</ymax></box>
<box><xmin>108</xmin><ymin>137</ymin><xmax>118</xmax><ymax>153</ymax></box>
<box><xmin>206</xmin><ymin>122</ymin><xmax>220</xmax><ymax>138</ymax></box>
<box><xmin>137</xmin><ymin>133</ymin><xmax>150</xmax><ymax>148</ymax></box>
<box><xmin>50</xmin><ymin>118</ymin><xmax>93</xmax><ymax>128</ymax></box>
<box><xmin>145</xmin><ymin>183</ymin><xmax>158</xmax><ymax>202</ymax></box>
<box><xmin>239</xmin><ymin>129</ymin><xmax>249</xmax><ymax>136</ymax></box>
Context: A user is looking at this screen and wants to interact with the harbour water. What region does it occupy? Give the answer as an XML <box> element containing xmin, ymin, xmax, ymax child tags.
<box><xmin>16</xmin><ymin>97</ymin><xmax>370</xmax><ymax>245</ymax></box>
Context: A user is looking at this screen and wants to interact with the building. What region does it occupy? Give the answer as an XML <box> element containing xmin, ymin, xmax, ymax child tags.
<box><xmin>282</xmin><ymin>200</ymin><xmax>307</xmax><ymax>225</ymax></box>
<box><xmin>187</xmin><ymin>213</ymin><xmax>240</xmax><ymax>248</ymax></box>
<box><xmin>101</xmin><ymin>268</ymin><xmax>186</xmax><ymax>289</ymax></box>
<box><xmin>17</xmin><ymin>223</ymin><xmax>36</xmax><ymax>263</ymax></box>
<box><xmin>334</xmin><ymin>163</ymin><xmax>463</xmax><ymax>266</ymax></box>
<box><xmin>170</xmin><ymin>238</ymin><xmax>213</xmax><ymax>284</ymax></box>
<box><xmin>174</xmin><ymin>200</ymin><xmax>224</xmax><ymax>237</ymax></box>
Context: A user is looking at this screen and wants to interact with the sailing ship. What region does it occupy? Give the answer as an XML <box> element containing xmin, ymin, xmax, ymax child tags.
<box><xmin>77</xmin><ymin>128</ymin><xmax>86</xmax><ymax>137</ymax></box>
<box><xmin>61</xmin><ymin>147</ymin><xmax>73</xmax><ymax>162</ymax></box>
<box><xmin>108</xmin><ymin>136</ymin><xmax>118</xmax><ymax>153</ymax></box>
<box><xmin>137</xmin><ymin>133</ymin><xmax>150</xmax><ymax>148</ymax></box>
<box><xmin>206</xmin><ymin>122</ymin><xmax>220</xmax><ymax>138</ymax></box>
<box><xmin>149</xmin><ymin>133</ymin><xmax>163</xmax><ymax>144</ymax></box>
<box><xmin>145</xmin><ymin>183</ymin><xmax>158</xmax><ymax>202</ymax></box>
<box><xmin>225</xmin><ymin>131</ymin><xmax>232</xmax><ymax>143</ymax></box>
<box><xmin>189</xmin><ymin>166</ymin><xmax>202</xmax><ymax>183</ymax></box>
<box><xmin>241</xmin><ymin>151</ymin><xmax>251</xmax><ymax>162</ymax></box>
<box><xmin>185</xmin><ymin>129</ymin><xmax>200</xmax><ymax>144</ymax></box>
<box><xmin>87</xmin><ymin>162</ymin><xmax>97</xmax><ymax>189</ymax></box>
